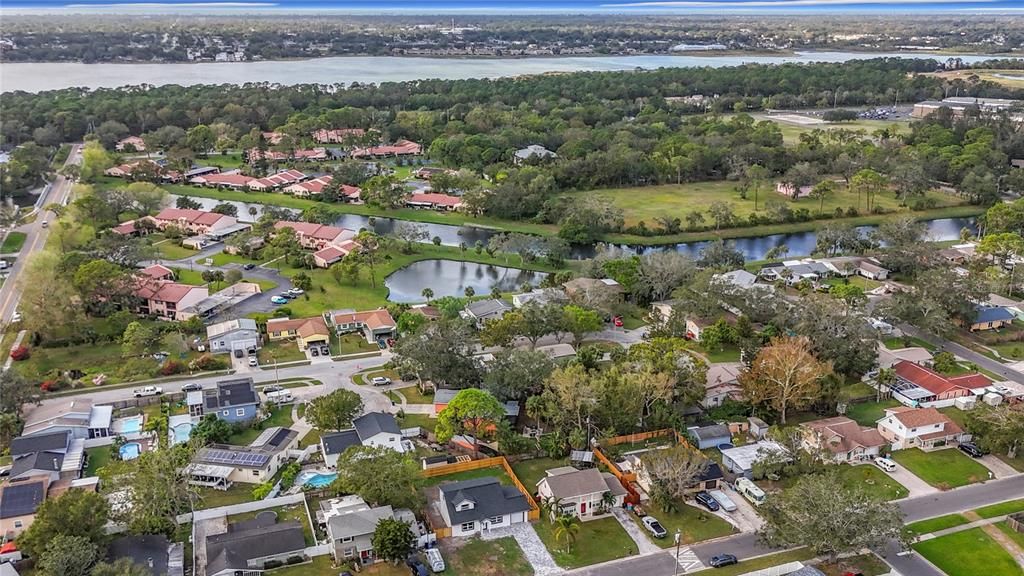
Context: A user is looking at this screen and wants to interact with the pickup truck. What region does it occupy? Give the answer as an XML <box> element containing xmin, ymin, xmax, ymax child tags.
<box><xmin>133</xmin><ymin>386</ymin><xmax>163</xmax><ymax>398</ymax></box>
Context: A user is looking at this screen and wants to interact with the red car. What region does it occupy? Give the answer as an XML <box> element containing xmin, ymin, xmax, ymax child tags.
<box><xmin>613</xmin><ymin>316</ymin><xmax>623</xmax><ymax>327</ymax></box>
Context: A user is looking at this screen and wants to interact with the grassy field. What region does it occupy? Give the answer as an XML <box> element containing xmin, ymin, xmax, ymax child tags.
<box><xmin>905</xmin><ymin>513</ymin><xmax>971</xmax><ymax>536</ymax></box>
<box><xmin>259</xmin><ymin>338</ymin><xmax>309</xmax><ymax>363</ymax></box>
<box><xmin>224</xmin><ymin>406</ymin><xmax>294</xmax><ymax>445</ymax></box>
<box><xmin>1</xmin><ymin>231</ymin><xmax>26</xmax><ymax>253</ymax></box>
<box><xmin>883</xmin><ymin>336</ymin><xmax>937</xmax><ymax>351</ymax></box>
<box><xmin>754</xmin><ymin>115</ymin><xmax>912</xmax><ymax>144</ymax></box>
<box><xmin>568</xmin><ymin>177</ymin><xmax>961</xmax><ymax>228</ymax></box>
<box><xmin>196</xmin><ymin>484</ymin><xmax>254</xmax><ymax>509</ymax></box>
<box><xmin>927</xmin><ymin>69</ymin><xmax>1024</xmax><ymax>89</ymax></box>
<box><xmin>975</xmin><ymin>498</ymin><xmax>1024</xmax><ymax>519</ymax></box>
<box><xmin>631</xmin><ymin>504</ymin><xmax>736</xmax><ymax>547</ymax></box>
<box><xmin>844</xmin><ymin>399</ymin><xmax>900</xmax><ymax>426</ymax></box>
<box><xmin>441</xmin><ymin>536</ymin><xmax>535</xmax><ymax>576</ymax></box>
<box><xmin>912</xmin><ymin>528</ymin><xmax>1022</xmax><ymax>576</ymax></box>
<box><xmin>153</xmin><ymin>239</ymin><xmax>197</xmax><ymax>261</ymax></box>
<box><xmin>298</xmin><ymin>428</ymin><xmax>321</xmax><ymax>449</ymax></box>
<box><xmin>85</xmin><ymin>446</ymin><xmax>112</xmax><ymax>476</ymax></box>
<box><xmin>510</xmin><ymin>457</ymin><xmax>569</xmax><ymax>490</ymax></box>
<box><xmin>890</xmin><ymin>448</ymin><xmax>989</xmax><ymax>490</ymax></box>
<box><xmin>533</xmin><ymin>516</ymin><xmax>637</xmax><ymax>569</ymax></box>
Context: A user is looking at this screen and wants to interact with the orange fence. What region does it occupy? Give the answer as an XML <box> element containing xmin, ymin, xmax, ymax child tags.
<box><xmin>420</xmin><ymin>455</ymin><xmax>540</xmax><ymax>530</ymax></box>
<box><xmin>594</xmin><ymin>428</ymin><xmax>694</xmax><ymax>506</ymax></box>
<box><xmin>603</xmin><ymin>428</ymin><xmax>681</xmax><ymax>446</ymax></box>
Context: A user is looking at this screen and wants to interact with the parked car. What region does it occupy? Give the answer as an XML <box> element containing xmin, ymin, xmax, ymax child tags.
<box><xmin>874</xmin><ymin>457</ymin><xmax>897</xmax><ymax>472</ymax></box>
<box><xmin>371</xmin><ymin>376</ymin><xmax>392</xmax><ymax>386</ymax></box>
<box><xmin>247</xmin><ymin>347</ymin><xmax>257</xmax><ymax>355</ymax></box>
<box><xmin>642</xmin><ymin>516</ymin><xmax>667</xmax><ymax>539</ymax></box>
<box><xmin>377</xmin><ymin>339</ymin><xmax>387</xmax><ymax>350</ymax></box>
<box><xmin>248</xmin><ymin>357</ymin><xmax>258</xmax><ymax>367</ymax></box>
<box><xmin>278</xmin><ymin>292</ymin><xmax>296</xmax><ymax>300</ymax></box>
<box><xmin>242</xmin><ymin>263</ymin><xmax>256</xmax><ymax>270</ymax></box>
<box><xmin>959</xmin><ymin>442</ymin><xmax>985</xmax><ymax>458</ymax></box>
<box><xmin>320</xmin><ymin>345</ymin><xmax>331</xmax><ymax>356</ymax></box>
<box><xmin>288</xmin><ymin>288</ymin><xmax>305</xmax><ymax>295</ymax></box>
<box><xmin>707</xmin><ymin>489</ymin><xmax>737</xmax><ymax>512</ymax></box>
<box><xmin>40</xmin><ymin>221</ymin><xmax>48</xmax><ymax>228</ymax></box>
<box><xmin>234</xmin><ymin>349</ymin><xmax>244</xmax><ymax>358</ymax></box>
<box><xmin>709</xmin><ymin>554</ymin><xmax>738</xmax><ymax>568</ymax></box>
<box><xmin>181</xmin><ymin>383</ymin><xmax>203</xmax><ymax>393</ymax></box>
<box><xmin>271</xmin><ymin>296</ymin><xmax>289</xmax><ymax>304</ymax></box>
<box><xmin>264</xmin><ymin>384</ymin><xmax>284</xmax><ymax>393</ymax></box>
<box><xmin>425</xmin><ymin>548</ymin><xmax>445</xmax><ymax>572</ymax></box>
<box><xmin>406</xmin><ymin>558</ymin><xmax>428</xmax><ymax>576</ymax></box>
<box><xmin>132</xmin><ymin>386</ymin><xmax>163</xmax><ymax>398</ymax></box>
<box><xmin>695</xmin><ymin>491</ymin><xmax>720</xmax><ymax>512</ymax></box>
<box><xmin>613</xmin><ymin>315</ymin><xmax>623</xmax><ymax>327</ymax></box>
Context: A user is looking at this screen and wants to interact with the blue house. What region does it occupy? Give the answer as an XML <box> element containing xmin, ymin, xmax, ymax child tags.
<box><xmin>188</xmin><ymin>378</ymin><xmax>260</xmax><ymax>423</ymax></box>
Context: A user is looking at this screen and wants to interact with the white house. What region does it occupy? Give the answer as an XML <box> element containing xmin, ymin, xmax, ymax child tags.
<box><xmin>536</xmin><ymin>467</ymin><xmax>627</xmax><ymax>520</ymax></box>
<box><xmin>876</xmin><ymin>407</ymin><xmax>966</xmax><ymax>450</ymax></box>
<box><xmin>436</xmin><ymin>477</ymin><xmax>532</xmax><ymax>537</ymax></box>
<box><xmin>319</xmin><ymin>412</ymin><xmax>406</xmax><ymax>468</ymax></box>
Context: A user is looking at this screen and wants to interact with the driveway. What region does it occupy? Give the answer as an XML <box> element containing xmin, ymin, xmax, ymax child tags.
<box><xmin>706</xmin><ymin>488</ymin><xmax>762</xmax><ymax>533</ymax></box>
<box><xmin>884</xmin><ymin>464</ymin><xmax>938</xmax><ymax>498</ymax></box>
<box><xmin>610</xmin><ymin>507</ymin><xmax>662</xmax><ymax>555</ymax></box>
<box><xmin>480</xmin><ymin>522</ymin><xmax>561</xmax><ymax>576</ymax></box>
<box><xmin>193</xmin><ymin>514</ymin><xmax>227</xmax><ymax>576</ymax></box>
<box><xmin>978</xmin><ymin>455</ymin><xmax>1020</xmax><ymax>479</ymax></box>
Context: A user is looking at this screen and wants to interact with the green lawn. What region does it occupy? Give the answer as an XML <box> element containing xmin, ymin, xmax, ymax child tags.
<box><xmin>631</xmin><ymin>503</ymin><xmax>735</xmax><ymax>547</ymax></box>
<box><xmin>15</xmin><ymin>341</ymin><xmax>133</xmax><ymax>383</ymax></box>
<box><xmin>975</xmin><ymin>498</ymin><xmax>1024</xmax><ymax>519</ymax></box>
<box><xmin>817</xmin><ymin>553</ymin><xmax>891</xmax><ymax>576</ymax></box>
<box><xmin>997</xmin><ymin>520</ymin><xmax>1024</xmax><ymax>550</ymax></box>
<box><xmin>890</xmin><ymin>448</ymin><xmax>989</xmax><ymax>490</ymax></box>
<box><xmin>334</xmin><ymin>333</ymin><xmax>377</xmax><ymax>355</ymax></box>
<box><xmin>838</xmin><ymin>381</ymin><xmax>875</xmax><ymax>401</ymax></box>
<box><xmin>533</xmin><ymin>516</ymin><xmax>637</xmax><ymax>569</ymax></box>
<box><xmin>937</xmin><ymin>406</ymin><xmax>971</xmax><ymax>429</ymax></box>
<box><xmin>882</xmin><ymin>336</ymin><xmax>936</xmax><ymax>351</ymax></box>
<box><xmin>913</xmin><ymin>528</ymin><xmax>1022</xmax><ymax>576</ymax></box>
<box><xmin>569</xmin><ymin>175</ymin><xmax>961</xmax><ymax>228</ymax></box>
<box><xmin>395</xmin><ymin>383</ymin><xmax>434</xmax><ymax>405</ymax></box>
<box><xmin>259</xmin><ymin>338</ymin><xmax>308</xmax><ymax>363</ymax></box>
<box><xmin>1</xmin><ymin>231</ymin><xmax>26</xmax><ymax>253</ymax></box>
<box><xmin>85</xmin><ymin>446</ymin><xmax>112</xmax><ymax>476</ymax></box>
<box><xmin>694</xmin><ymin>343</ymin><xmax>743</xmax><ymax>363</ymax></box>
<box><xmin>758</xmin><ymin>116</ymin><xmax>912</xmax><ymax>145</ymax></box>
<box><xmin>690</xmin><ymin>548</ymin><xmax>816</xmax><ymax>575</ymax></box>
<box><xmin>835</xmin><ymin>464</ymin><xmax>909</xmax><ymax>500</ymax></box>
<box><xmin>511</xmin><ymin>457</ymin><xmax>569</xmax><ymax>490</ymax></box>
<box><xmin>844</xmin><ymin>399</ymin><xmax>900</xmax><ymax>426</ymax></box>
<box><xmin>399</xmin><ymin>412</ymin><xmax>436</xmax><ymax>433</ymax></box>
<box><xmin>442</xmin><ymin>536</ymin><xmax>535</xmax><ymax>576</ymax></box>
<box><xmin>423</xmin><ymin>466</ymin><xmax>513</xmax><ymax>487</ymax></box>
<box><xmin>906</xmin><ymin>513</ymin><xmax>971</xmax><ymax>536</ymax></box>
<box><xmin>209</xmin><ymin>251</ymin><xmax>261</xmax><ymax>266</ymax></box>
<box><xmin>228</xmin><ymin>502</ymin><xmax>315</xmax><ymax>545</ymax></box>
<box><xmin>298</xmin><ymin>428</ymin><xmax>322</xmax><ymax>449</ymax></box>
<box><xmin>173</xmin><ymin>268</ymin><xmax>208</xmax><ymax>286</ymax></box>
<box><xmin>195</xmin><ymin>484</ymin><xmax>254</xmax><ymax>509</ymax></box>
<box><xmin>153</xmin><ymin>240</ymin><xmax>196</xmax><ymax>261</ymax></box>
<box><xmin>224</xmin><ymin>406</ymin><xmax>294</xmax><ymax>445</ymax></box>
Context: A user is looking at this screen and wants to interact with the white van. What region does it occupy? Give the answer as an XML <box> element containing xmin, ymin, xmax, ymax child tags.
<box><xmin>874</xmin><ymin>457</ymin><xmax>897</xmax><ymax>472</ymax></box>
<box><xmin>266</xmin><ymin>389</ymin><xmax>293</xmax><ymax>404</ymax></box>
<box><xmin>734</xmin><ymin>477</ymin><xmax>766</xmax><ymax>506</ymax></box>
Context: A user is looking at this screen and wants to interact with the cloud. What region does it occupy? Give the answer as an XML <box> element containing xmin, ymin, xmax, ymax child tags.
<box><xmin>603</xmin><ymin>0</ymin><xmax>996</xmax><ymax>6</ymax></box>
<box><xmin>64</xmin><ymin>2</ymin><xmax>277</xmax><ymax>7</ymax></box>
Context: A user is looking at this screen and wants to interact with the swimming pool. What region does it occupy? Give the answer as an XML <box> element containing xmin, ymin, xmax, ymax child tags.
<box><xmin>114</xmin><ymin>415</ymin><xmax>144</xmax><ymax>435</ymax></box>
<box><xmin>296</xmin><ymin>470</ymin><xmax>338</xmax><ymax>488</ymax></box>
<box><xmin>119</xmin><ymin>442</ymin><xmax>141</xmax><ymax>460</ymax></box>
<box><xmin>172</xmin><ymin>423</ymin><xmax>193</xmax><ymax>444</ymax></box>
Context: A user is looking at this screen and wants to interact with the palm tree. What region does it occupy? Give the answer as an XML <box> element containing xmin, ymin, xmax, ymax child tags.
<box><xmin>421</xmin><ymin>288</ymin><xmax>434</xmax><ymax>302</ymax></box>
<box><xmin>248</xmin><ymin>205</ymin><xmax>258</xmax><ymax>219</ymax></box>
<box><xmin>600</xmin><ymin>490</ymin><xmax>616</xmax><ymax>513</ymax></box>
<box><xmin>464</xmin><ymin>286</ymin><xmax>475</xmax><ymax>298</ymax></box>
<box><xmin>553</xmin><ymin>514</ymin><xmax>581</xmax><ymax>553</ymax></box>
<box><xmin>538</xmin><ymin>497</ymin><xmax>561</xmax><ymax>522</ymax></box>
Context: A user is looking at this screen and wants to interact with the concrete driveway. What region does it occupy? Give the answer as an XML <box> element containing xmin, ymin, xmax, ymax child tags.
<box><xmin>979</xmin><ymin>455</ymin><xmax>1020</xmax><ymax>479</ymax></box>
<box><xmin>885</xmin><ymin>464</ymin><xmax>938</xmax><ymax>498</ymax></box>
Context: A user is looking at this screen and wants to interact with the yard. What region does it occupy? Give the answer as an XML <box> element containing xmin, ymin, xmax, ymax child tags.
<box><xmin>511</xmin><ymin>457</ymin><xmax>569</xmax><ymax>490</ymax></box>
<box><xmin>224</xmin><ymin>406</ymin><xmax>294</xmax><ymax>445</ymax></box>
<box><xmin>440</xmin><ymin>536</ymin><xmax>535</xmax><ymax>576</ymax></box>
<box><xmin>422</xmin><ymin>465</ymin><xmax>513</xmax><ymax>487</ymax></box>
<box><xmin>912</xmin><ymin>528</ymin><xmax>1022</xmax><ymax>576</ymax></box>
<box><xmin>153</xmin><ymin>239</ymin><xmax>197</xmax><ymax>261</ymax></box>
<box><xmin>333</xmin><ymin>332</ymin><xmax>377</xmax><ymax>355</ymax></box>
<box><xmin>816</xmin><ymin>553</ymin><xmax>891</xmax><ymax>576</ymax></box>
<box><xmin>975</xmin><ymin>498</ymin><xmax>1024</xmax><ymax>519</ymax></box>
<box><xmin>844</xmin><ymin>399</ymin><xmax>900</xmax><ymax>426</ymax></box>
<box><xmin>264</xmin><ymin>555</ymin><xmax>337</xmax><ymax>576</ymax></box>
<box><xmin>395</xmin><ymin>383</ymin><xmax>434</xmax><ymax>405</ymax></box>
<box><xmin>997</xmin><ymin>520</ymin><xmax>1024</xmax><ymax>549</ymax></box>
<box><xmin>1</xmin><ymin>231</ymin><xmax>26</xmax><ymax>253</ymax></box>
<box><xmin>882</xmin><ymin>336</ymin><xmax>936</xmax><ymax>351</ymax></box>
<box><xmin>259</xmin><ymin>338</ymin><xmax>309</xmax><ymax>364</ymax></box>
<box><xmin>690</xmin><ymin>548</ymin><xmax>816</xmax><ymax>576</ymax></box>
<box><xmin>298</xmin><ymin>429</ymin><xmax>322</xmax><ymax>449</ymax></box>
<box><xmin>399</xmin><ymin>412</ymin><xmax>436</xmax><ymax>433</ymax></box>
<box><xmin>533</xmin><ymin>515</ymin><xmax>638</xmax><ymax>569</ymax></box>
<box><xmin>630</xmin><ymin>503</ymin><xmax>735</xmax><ymax>547</ymax></box>
<box><xmin>228</xmin><ymin>502</ymin><xmax>315</xmax><ymax>545</ymax></box>
<box><xmin>834</xmin><ymin>464</ymin><xmax>908</xmax><ymax>500</ymax></box>
<box><xmin>195</xmin><ymin>484</ymin><xmax>254</xmax><ymax>509</ymax></box>
<box><xmin>890</xmin><ymin>448</ymin><xmax>990</xmax><ymax>490</ymax></box>
<box><xmin>905</xmin><ymin>513</ymin><xmax>970</xmax><ymax>536</ymax></box>
<box><xmin>567</xmin><ymin>176</ymin><xmax>961</xmax><ymax>229</ymax></box>
<box><xmin>85</xmin><ymin>446</ymin><xmax>112</xmax><ymax>476</ymax></box>
<box><xmin>209</xmin><ymin>251</ymin><xmax>262</xmax><ymax>266</ymax></box>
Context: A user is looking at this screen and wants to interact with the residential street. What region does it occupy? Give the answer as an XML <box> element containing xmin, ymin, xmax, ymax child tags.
<box><xmin>0</xmin><ymin>144</ymin><xmax>81</xmax><ymax>325</ymax></box>
<box><xmin>900</xmin><ymin>323</ymin><xmax>1024</xmax><ymax>384</ymax></box>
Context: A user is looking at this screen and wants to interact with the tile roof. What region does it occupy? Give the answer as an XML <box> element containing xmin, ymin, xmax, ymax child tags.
<box><xmin>407</xmin><ymin>193</ymin><xmax>463</xmax><ymax>208</ymax></box>
<box><xmin>351</xmin><ymin>139</ymin><xmax>421</xmax><ymax>157</ymax></box>
<box><xmin>191</xmin><ymin>172</ymin><xmax>254</xmax><ymax>187</ymax></box>
<box><xmin>330</xmin><ymin>308</ymin><xmax>396</xmax><ymax>331</ymax></box>
<box><xmin>285</xmin><ymin>175</ymin><xmax>358</xmax><ymax>196</ymax></box>
<box><xmin>273</xmin><ymin>220</ymin><xmax>352</xmax><ymax>242</ymax></box>
<box><xmin>140</xmin><ymin>264</ymin><xmax>174</xmax><ymax>279</ymax></box>
<box><xmin>154</xmin><ymin>208</ymin><xmax>230</xmax><ymax>225</ymax></box>
<box><xmin>802</xmin><ymin>416</ymin><xmax>886</xmax><ymax>454</ymax></box>
<box><xmin>250</xmin><ymin>169</ymin><xmax>307</xmax><ymax>189</ymax></box>
<box><xmin>313</xmin><ymin>128</ymin><xmax>367</xmax><ymax>143</ymax></box>
<box><xmin>135</xmin><ymin>280</ymin><xmax>204</xmax><ymax>304</ymax></box>
<box><xmin>314</xmin><ymin>241</ymin><xmax>358</xmax><ymax>264</ymax></box>
<box><xmin>894</xmin><ymin>361</ymin><xmax>990</xmax><ymax>396</ymax></box>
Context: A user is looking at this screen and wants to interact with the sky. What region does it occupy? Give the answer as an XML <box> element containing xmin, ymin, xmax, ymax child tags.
<box><xmin>3</xmin><ymin>0</ymin><xmax>1024</xmax><ymax>12</ymax></box>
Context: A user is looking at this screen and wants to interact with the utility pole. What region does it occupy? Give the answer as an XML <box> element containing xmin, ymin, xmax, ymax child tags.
<box><xmin>673</xmin><ymin>529</ymin><xmax>682</xmax><ymax>576</ymax></box>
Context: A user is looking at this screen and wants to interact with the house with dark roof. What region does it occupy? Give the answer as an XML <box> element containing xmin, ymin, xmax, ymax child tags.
<box><xmin>185</xmin><ymin>427</ymin><xmax>299</xmax><ymax>488</ymax></box>
<box><xmin>0</xmin><ymin>478</ymin><xmax>48</xmax><ymax>539</ymax></box>
<box><xmin>459</xmin><ymin>299</ymin><xmax>513</xmax><ymax>327</ymax></box>
<box><xmin>205</xmin><ymin>513</ymin><xmax>307</xmax><ymax>576</ymax></box>
<box><xmin>436</xmin><ymin>477</ymin><xmax>531</xmax><ymax>537</ymax></box>
<box><xmin>320</xmin><ymin>411</ymin><xmax>406</xmax><ymax>468</ymax></box>
<box><xmin>963</xmin><ymin>305</ymin><xmax>1015</xmax><ymax>332</ymax></box>
<box><xmin>536</xmin><ymin>467</ymin><xmax>627</xmax><ymax>520</ymax></box>
<box><xmin>106</xmin><ymin>534</ymin><xmax>185</xmax><ymax>576</ymax></box>
<box><xmin>187</xmin><ymin>378</ymin><xmax>259</xmax><ymax>422</ymax></box>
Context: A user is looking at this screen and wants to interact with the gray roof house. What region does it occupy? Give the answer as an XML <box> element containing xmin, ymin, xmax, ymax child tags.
<box><xmin>320</xmin><ymin>412</ymin><xmax>406</xmax><ymax>468</ymax></box>
<box><xmin>715</xmin><ymin>269</ymin><xmax>757</xmax><ymax>290</ymax></box>
<box><xmin>688</xmin><ymin>424</ymin><xmax>732</xmax><ymax>450</ymax></box>
<box><xmin>206</xmin><ymin>318</ymin><xmax>260</xmax><ymax>354</ymax></box>
<box><xmin>8</xmin><ymin>430</ymin><xmax>84</xmax><ymax>481</ymax></box>
<box><xmin>321</xmin><ymin>495</ymin><xmax>420</xmax><ymax>565</ymax></box>
<box><xmin>460</xmin><ymin>299</ymin><xmax>513</xmax><ymax>327</ymax></box>
<box><xmin>437</xmin><ymin>477</ymin><xmax>532</xmax><ymax>537</ymax></box>
<box><xmin>106</xmin><ymin>534</ymin><xmax>185</xmax><ymax>576</ymax></box>
<box><xmin>189</xmin><ymin>378</ymin><xmax>259</xmax><ymax>422</ymax></box>
<box><xmin>205</xmin><ymin>514</ymin><xmax>306</xmax><ymax>576</ymax></box>
<box><xmin>513</xmin><ymin>144</ymin><xmax>557</xmax><ymax>164</ymax></box>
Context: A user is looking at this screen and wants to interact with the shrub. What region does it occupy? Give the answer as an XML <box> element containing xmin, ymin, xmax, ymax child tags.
<box><xmin>40</xmin><ymin>380</ymin><xmax>57</xmax><ymax>392</ymax></box>
<box><xmin>190</xmin><ymin>354</ymin><xmax>227</xmax><ymax>372</ymax></box>
<box><xmin>160</xmin><ymin>359</ymin><xmax>186</xmax><ymax>376</ymax></box>
<box><xmin>262</xmin><ymin>559</ymin><xmax>283</xmax><ymax>569</ymax></box>
<box><xmin>286</xmin><ymin>556</ymin><xmax>305</xmax><ymax>565</ymax></box>
<box><xmin>10</xmin><ymin>345</ymin><xmax>30</xmax><ymax>361</ymax></box>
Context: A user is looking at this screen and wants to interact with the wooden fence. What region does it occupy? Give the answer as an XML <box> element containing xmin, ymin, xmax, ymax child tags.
<box><xmin>602</xmin><ymin>428</ymin><xmax>681</xmax><ymax>447</ymax></box>
<box><xmin>420</xmin><ymin>455</ymin><xmax>540</xmax><ymax>535</ymax></box>
<box><xmin>593</xmin><ymin>428</ymin><xmax>693</xmax><ymax>507</ymax></box>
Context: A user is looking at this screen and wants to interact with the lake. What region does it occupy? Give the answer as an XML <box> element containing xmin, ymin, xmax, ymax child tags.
<box><xmin>384</xmin><ymin>259</ymin><xmax>547</xmax><ymax>303</ymax></box>
<box><xmin>169</xmin><ymin>194</ymin><xmax>976</xmax><ymax>262</ymax></box>
<box><xmin>3</xmin><ymin>51</ymin><xmax>1017</xmax><ymax>93</ymax></box>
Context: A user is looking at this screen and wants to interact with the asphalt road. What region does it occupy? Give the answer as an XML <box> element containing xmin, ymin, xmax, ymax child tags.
<box><xmin>575</xmin><ymin>474</ymin><xmax>1024</xmax><ymax>576</ymax></box>
<box><xmin>900</xmin><ymin>323</ymin><xmax>1024</xmax><ymax>384</ymax></box>
<box><xmin>0</xmin><ymin>143</ymin><xmax>81</xmax><ymax>325</ymax></box>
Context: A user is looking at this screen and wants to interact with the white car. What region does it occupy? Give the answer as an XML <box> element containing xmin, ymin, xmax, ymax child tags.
<box><xmin>874</xmin><ymin>457</ymin><xmax>897</xmax><ymax>472</ymax></box>
<box><xmin>641</xmin><ymin>516</ymin><xmax>667</xmax><ymax>539</ymax></box>
<box><xmin>288</xmin><ymin>288</ymin><xmax>305</xmax><ymax>296</ymax></box>
<box><xmin>248</xmin><ymin>357</ymin><xmax>259</xmax><ymax>367</ymax></box>
<box><xmin>371</xmin><ymin>376</ymin><xmax>392</xmax><ymax>386</ymax></box>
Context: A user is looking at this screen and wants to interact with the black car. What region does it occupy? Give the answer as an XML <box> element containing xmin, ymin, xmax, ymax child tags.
<box><xmin>695</xmin><ymin>491</ymin><xmax>720</xmax><ymax>512</ymax></box>
<box><xmin>242</xmin><ymin>263</ymin><xmax>256</xmax><ymax>270</ymax></box>
<box><xmin>406</xmin><ymin>558</ymin><xmax>428</xmax><ymax>576</ymax></box>
<box><xmin>709</xmin><ymin>554</ymin><xmax>738</xmax><ymax>568</ymax></box>
<box><xmin>279</xmin><ymin>292</ymin><xmax>297</xmax><ymax>300</ymax></box>
<box><xmin>181</xmin><ymin>383</ymin><xmax>203</xmax><ymax>393</ymax></box>
<box><xmin>959</xmin><ymin>442</ymin><xmax>985</xmax><ymax>458</ymax></box>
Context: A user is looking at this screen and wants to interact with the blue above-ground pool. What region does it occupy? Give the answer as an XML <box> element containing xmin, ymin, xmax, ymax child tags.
<box><xmin>119</xmin><ymin>442</ymin><xmax>142</xmax><ymax>460</ymax></box>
